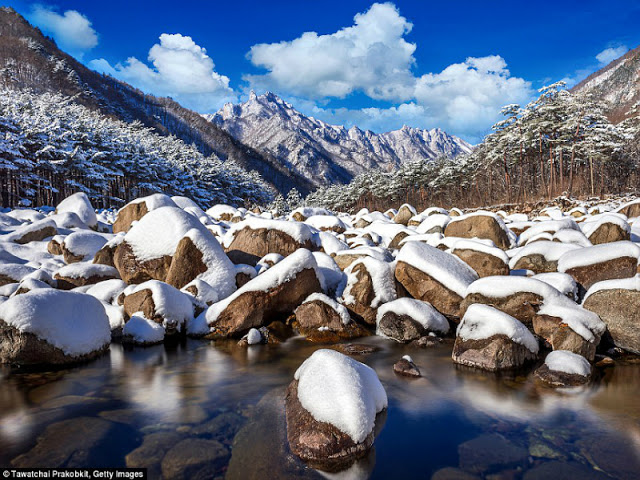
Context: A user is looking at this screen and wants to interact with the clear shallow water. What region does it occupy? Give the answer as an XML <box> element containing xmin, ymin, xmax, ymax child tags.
<box><xmin>0</xmin><ymin>337</ymin><xmax>639</xmax><ymax>479</ymax></box>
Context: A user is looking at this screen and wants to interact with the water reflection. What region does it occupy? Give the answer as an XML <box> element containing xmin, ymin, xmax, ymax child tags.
<box><xmin>0</xmin><ymin>337</ymin><xmax>638</xmax><ymax>478</ymax></box>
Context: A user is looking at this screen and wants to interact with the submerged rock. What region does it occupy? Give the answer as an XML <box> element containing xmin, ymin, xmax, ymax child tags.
<box><xmin>457</xmin><ymin>433</ymin><xmax>528</xmax><ymax>474</ymax></box>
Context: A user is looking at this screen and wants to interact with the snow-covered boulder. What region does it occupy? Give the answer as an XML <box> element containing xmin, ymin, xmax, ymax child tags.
<box><xmin>415</xmin><ymin>213</ymin><xmax>450</xmax><ymax>234</ymax></box>
<box><xmin>532</xmin><ymin>272</ymin><xmax>578</xmax><ymax>300</ymax></box>
<box><xmin>0</xmin><ymin>290</ymin><xmax>110</xmax><ymax>365</ymax></box>
<box><xmin>452</xmin><ymin>304</ymin><xmax>539</xmax><ymax>371</ymax></box>
<box><xmin>509</xmin><ymin>241</ymin><xmax>581</xmax><ymax>273</ymax></box>
<box><xmin>122</xmin><ymin>313</ymin><xmax>165</xmax><ymax>346</ymax></box>
<box><xmin>7</xmin><ymin>218</ymin><xmax>57</xmax><ymax>244</ymax></box>
<box><xmin>61</xmin><ymin>231</ymin><xmax>109</xmax><ymax>264</ymax></box>
<box><xmin>558</xmin><ymin>241</ymin><xmax>640</xmax><ymax>291</ymax></box>
<box><xmin>444</xmin><ymin>211</ymin><xmax>511</xmax><ymax>249</ymax></box>
<box><xmin>223</xmin><ymin>217</ymin><xmax>317</xmax><ymax>266</ymax></box>
<box><xmin>450</xmin><ymin>239</ymin><xmax>510</xmax><ymax>277</ymax></box>
<box><xmin>532</xmin><ymin>302</ymin><xmax>605</xmax><ymax>361</ymax></box>
<box><xmin>395</xmin><ymin>242</ymin><xmax>478</xmax><ymax>319</ymax></box>
<box><xmin>534</xmin><ymin>350</ymin><xmax>591</xmax><ymax>387</ymax></box>
<box><xmin>56</xmin><ymin>192</ymin><xmax>97</xmax><ymax>229</ymax></box>
<box><xmin>461</xmin><ymin>276</ymin><xmax>570</xmax><ymax>327</ymax></box>
<box><xmin>581</xmin><ymin>214</ymin><xmax>631</xmax><ymax>245</ymax></box>
<box><xmin>582</xmin><ymin>275</ymin><xmax>640</xmax><ymax>354</ymax></box>
<box><xmin>256</xmin><ymin>253</ymin><xmax>284</xmax><ymax>274</ymax></box>
<box><xmin>122</xmin><ymin>280</ymin><xmax>194</xmax><ymax>334</ymax></box>
<box><xmin>290</xmin><ymin>207</ymin><xmax>331</xmax><ymax>222</ymax></box>
<box><xmin>191</xmin><ymin>249</ymin><xmax>323</xmax><ymax>338</ymax></box>
<box><xmin>392</xmin><ymin>203</ymin><xmax>417</xmax><ymax>226</ymax></box>
<box><xmin>294</xmin><ymin>293</ymin><xmax>366</xmax><ymax>342</ymax></box>
<box><xmin>616</xmin><ymin>199</ymin><xmax>640</xmax><ymax>219</ymax></box>
<box><xmin>54</xmin><ymin>263</ymin><xmax>120</xmax><ymax>290</ymax></box>
<box><xmin>285</xmin><ymin>349</ymin><xmax>387</xmax><ymax>469</ymax></box>
<box><xmin>92</xmin><ymin>235</ymin><xmax>124</xmax><ymax>267</ymax></box>
<box><xmin>333</xmin><ymin>246</ymin><xmax>392</xmax><ymax>271</ymax></box>
<box><xmin>164</xmin><ymin>228</ymin><xmax>236</xmax><ymax>298</ymax></box>
<box><xmin>305</xmin><ymin>215</ymin><xmax>347</xmax><ymax>234</ymax></box>
<box><xmin>517</xmin><ymin>218</ymin><xmax>579</xmax><ymax>246</ymax></box>
<box><xmin>376</xmin><ymin>298</ymin><xmax>449</xmax><ymax>343</ymax></box>
<box><xmin>0</xmin><ymin>264</ymin><xmax>36</xmax><ymax>287</ymax></box>
<box><xmin>341</xmin><ymin>257</ymin><xmax>397</xmax><ymax>325</ymax></box>
<box><xmin>112</xmin><ymin>193</ymin><xmax>177</xmax><ymax>233</ymax></box>
<box><xmin>114</xmin><ymin>206</ymin><xmax>211</xmax><ymax>284</ymax></box>
<box><xmin>206</xmin><ymin>204</ymin><xmax>240</xmax><ymax>222</ymax></box>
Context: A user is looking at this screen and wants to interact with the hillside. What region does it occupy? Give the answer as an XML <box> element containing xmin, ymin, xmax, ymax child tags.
<box><xmin>0</xmin><ymin>7</ymin><xmax>314</xmax><ymax>194</ymax></box>
<box><xmin>208</xmin><ymin>92</ymin><xmax>472</xmax><ymax>187</ymax></box>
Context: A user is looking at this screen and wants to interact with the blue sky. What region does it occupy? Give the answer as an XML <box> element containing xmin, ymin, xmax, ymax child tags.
<box><xmin>6</xmin><ymin>0</ymin><xmax>640</xmax><ymax>142</ymax></box>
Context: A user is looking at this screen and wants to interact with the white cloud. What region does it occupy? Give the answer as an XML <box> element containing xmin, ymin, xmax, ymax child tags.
<box><xmin>595</xmin><ymin>45</ymin><xmax>629</xmax><ymax>66</ymax></box>
<box><xmin>27</xmin><ymin>5</ymin><xmax>98</xmax><ymax>59</ymax></box>
<box><xmin>89</xmin><ymin>34</ymin><xmax>236</xmax><ymax>113</ymax></box>
<box><xmin>245</xmin><ymin>2</ymin><xmax>416</xmax><ymax>101</ymax></box>
<box><xmin>413</xmin><ymin>55</ymin><xmax>533</xmax><ymax>139</ymax></box>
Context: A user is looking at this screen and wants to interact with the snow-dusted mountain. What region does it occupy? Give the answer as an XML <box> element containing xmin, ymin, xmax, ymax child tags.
<box><xmin>207</xmin><ymin>92</ymin><xmax>472</xmax><ymax>187</ymax></box>
<box><xmin>572</xmin><ymin>44</ymin><xmax>640</xmax><ymax>123</ymax></box>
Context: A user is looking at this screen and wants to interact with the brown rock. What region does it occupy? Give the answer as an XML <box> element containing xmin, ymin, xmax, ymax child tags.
<box><xmin>617</xmin><ymin>201</ymin><xmax>640</xmax><ymax>219</ymax></box>
<box><xmin>47</xmin><ymin>238</ymin><xmax>63</xmax><ymax>255</ymax></box>
<box><xmin>512</xmin><ymin>253</ymin><xmax>558</xmax><ymax>273</ymax></box>
<box><xmin>534</xmin><ymin>363</ymin><xmax>589</xmax><ymax>387</ymax></box>
<box><xmin>14</xmin><ymin>224</ymin><xmax>57</xmax><ymax>244</ymax></box>
<box><xmin>112</xmin><ymin>201</ymin><xmax>148</xmax><ymax>234</ymax></box>
<box><xmin>452</xmin><ymin>334</ymin><xmax>538</xmax><ymax>371</ymax></box>
<box><xmin>285</xmin><ymin>379</ymin><xmax>375</xmax><ymax>471</ymax></box>
<box><xmin>388</xmin><ymin>231</ymin><xmax>410</xmax><ymax>250</ymax></box>
<box><xmin>393</xmin><ymin>357</ymin><xmax>421</xmax><ymax>377</ymax></box>
<box><xmin>393</xmin><ymin>204</ymin><xmax>416</xmax><ymax>225</ymax></box>
<box><xmin>460</xmin><ymin>292</ymin><xmax>543</xmax><ymax>327</ymax></box>
<box><xmin>235</xmin><ymin>271</ymin><xmax>254</xmax><ymax>288</ymax></box>
<box><xmin>587</xmin><ymin>222</ymin><xmax>630</xmax><ymax>245</ymax></box>
<box><xmin>583</xmin><ymin>287</ymin><xmax>640</xmax><ymax>354</ymax></box>
<box><xmin>452</xmin><ymin>248</ymin><xmax>509</xmax><ymax>277</ymax></box>
<box><xmin>377</xmin><ymin>312</ymin><xmax>427</xmax><ymax>342</ymax></box>
<box><xmin>532</xmin><ymin>314</ymin><xmax>600</xmax><ymax>361</ymax></box>
<box><xmin>54</xmin><ymin>268</ymin><xmax>120</xmax><ymax>290</ymax></box>
<box><xmin>0</xmin><ymin>320</ymin><xmax>108</xmax><ymax>366</ymax></box>
<box><xmin>343</xmin><ymin>261</ymin><xmax>398</xmax><ymax>326</ymax></box>
<box><xmin>395</xmin><ymin>261</ymin><xmax>464</xmax><ymax>319</ymax></box>
<box><xmin>123</xmin><ymin>289</ymin><xmax>157</xmax><ymax>321</ymax></box>
<box><xmin>165</xmin><ymin>236</ymin><xmax>207</xmax><ymax>289</ymax></box>
<box><xmin>93</xmin><ymin>243</ymin><xmax>117</xmax><ymax>267</ymax></box>
<box><xmin>114</xmin><ymin>241</ymin><xmax>173</xmax><ymax>284</ymax></box>
<box><xmin>294</xmin><ymin>299</ymin><xmax>367</xmax><ymax>342</ymax></box>
<box><xmin>225</xmin><ymin>226</ymin><xmax>315</xmax><ymax>266</ymax></box>
<box><xmin>161</xmin><ymin>438</ymin><xmax>228</xmax><ymax>480</ymax></box>
<box><xmin>563</xmin><ymin>256</ymin><xmax>637</xmax><ymax>291</ymax></box>
<box><xmin>208</xmin><ymin>267</ymin><xmax>321</xmax><ymax>337</ymax></box>
<box><xmin>444</xmin><ymin>214</ymin><xmax>510</xmax><ymax>249</ymax></box>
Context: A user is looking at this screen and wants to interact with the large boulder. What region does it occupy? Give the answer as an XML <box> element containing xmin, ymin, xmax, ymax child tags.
<box><xmin>0</xmin><ymin>290</ymin><xmax>110</xmax><ymax>365</ymax></box>
<box><xmin>582</xmin><ymin>275</ymin><xmax>640</xmax><ymax>354</ymax></box>
<box><xmin>122</xmin><ymin>280</ymin><xmax>194</xmax><ymax>334</ymax></box>
<box><xmin>223</xmin><ymin>218</ymin><xmax>317</xmax><ymax>265</ymax></box>
<box><xmin>192</xmin><ymin>249</ymin><xmax>323</xmax><ymax>338</ymax></box>
<box><xmin>54</xmin><ymin>263</ymin><xmax>120</xmax><ymax>290</ymax></box>
<box><xmin>509</xmin><ymin>241</ymin><xmax>580</xmax><ymax>274</ymax></box>
<box><xmin>616</xmin><ymin>199</ymin><xmax>640</xmax><ymax>219</ymax></box>
<box><xmin>294</xmin><ymin>293</ymin><xmax>366</xmax><ymax>342</ymax></box>
<box><xmin>7</xmin><ymin>218</ymin><xmax>57</xmax><ymax>244</ymax></box>
<box><xmin>112</xmin><ymin>193</ymin><xmax>177</xmax><ymax>234</ymax></box>
<box><xmin>532</xmin><ymin>303</ymin><xmax>605</xmax><ymax>361</ymax></box>
<box><xmin>452</xmin><ymin>304</ymin><xmax>539</xmax><ymax>371</ymax></box>
<box><xmin>376</xmin><ymin>297</ymin><xmax>449</xmax><ymax>342</ymax></box>
<box><xmin>285</xmin><ymin>349</ymin><xmax>387</xmax><ymax>470</ymax></box>
<box><xmin>341</xmin><ymin>257</ymin><xmax>397</xmax><ymax>325</ymax></box>
<box><xmin>61</xmin><ymin>231</ymin><xmax>109</xmax><ymax>264</ymax></box>
<box><xmin>534</xmin><ymin>350</ymin><xmax>591</xmax><ymax>387</ymax></box>
<box><xmin>582</xmin><ymin>215</ymin><xmax>631</xmax><ymax>245</ymax></box>
<box><xmin>395</xmin><ymin>242</ymin><xmax>478</xmax><ymax>319</ymax></box>
<box><xmin>114</xmin><ymin>206</ymin><xmax>211</xmax><ymax>284</ymax></box>
<box><xmin>558</xmin><ymin>241</ymin><xmax>640</xmax><ymax>291</ymax></box>
<box><xmin>444</xmin><ymin>212</ymin><xmax>511</xmax><ymax>249</ymax></box>
<box><xmin>0</xmin><ymin>264</ymin><xmax>36</xmax><ymax>287</ymax></box>
<box><xmin>56</xmin><ymin>192</ymin><xmax>97</xmax><ymax>229</ymax></box>
<box><xmin>332</xmin><ymin>246</ymin><xmax>392</xmax><ymax>271</ymax></box>
<box><xmin>450</xmin><ymin>239</ymin><xmax>509</xmax><ymax>277</ymax></box>
<box><xmin>392</xmin><ymin>204</ymin><xmax>417</xmax><ymax>226</ymax></box>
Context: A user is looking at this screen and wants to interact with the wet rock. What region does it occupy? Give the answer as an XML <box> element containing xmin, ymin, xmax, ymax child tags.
<box><xmin>294</xmin><ymin>297</ymin><xmax>367</xmax><ymax>343</ymax></box>
<box><xmin>126</xmin><ymin>431</ymin><xmax>184</xmax><ymax>478</ymax></box>
<box><xmin>458</xmin><ymin>433</ymin><xmax>528</xmax><ymax>474</ymax></box>
<box><xmin>393</xmin><ymin>355</ymin><xmax>421</xmax><ymax>377</ymax></box>
<box><xmin>190</xmin><ymin>411</ymin><xmax>245</xmax><ymax>443</ymax></box>
<box><xmin>12</xmin><ymin>417</ymin><xmax>113</xmax><ymax>467</ymax></box>
<box><xmin>161</xmin><ymin>438</ymin><xmax>229</xmax><ymax>480</ymax></box>
<box><xmin>453</xmin><ymin>334</ymin><xmax>538</xmax><ymax>372</ymax></box>
<box><xmin>334</xmin><ymin>343</ymin><xmax>381</xmax><ymax>356</ymax></box>
<box><xmin>444</xmin><ymin>213</ymin><xmax>511</xmax><ymax>249</ymax></box>
<box><xmin>534</xmin><ymin>363</ymin><xmax>590</xmax><ymax>387</ymax></box>
<box><xmin>377</xmin><ymin>311</ymin><xmax>427</xmax><ymax>342</ymax></box>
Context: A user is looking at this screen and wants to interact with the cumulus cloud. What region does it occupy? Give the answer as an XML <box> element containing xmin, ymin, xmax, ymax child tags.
<box><xmin>246</xmin><ymin>2</ymin><xmax>416</xmax><ymax>101</ymax></box>
<box><xmin>414</xmin><ymin>55</ymin><xmax>532</xmax><ymax>139</ymax></box>
<box><xmin>595</xmin><ymin>45</ymin><xmax>628</xmax><ymax>66</ymax></box>
<box><xmin>245</xmin><ymin>3</ymin><xmax>533</xmax><ymax>140</ymax></box>
<box><xmin>27</xmin><ymin>5</ymin><xmax>98</xmax><ymax>58</ymax></box>
<box><xmin>89</xmin><ymin>34</ymin><xmax>236</xmax><ymax>113</ymax></box>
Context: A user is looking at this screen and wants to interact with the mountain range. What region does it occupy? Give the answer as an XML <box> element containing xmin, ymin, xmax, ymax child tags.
<box><xmin>207</xmin><ymin>92</ymin><xmax>472</xmax><ymax>187</ymax></box>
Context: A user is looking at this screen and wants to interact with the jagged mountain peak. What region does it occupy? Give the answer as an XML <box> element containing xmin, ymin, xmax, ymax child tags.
<box><xmin>209</xmin><ymin>93</ymin><xmax>472</xmax><ymax>188</ymax></box>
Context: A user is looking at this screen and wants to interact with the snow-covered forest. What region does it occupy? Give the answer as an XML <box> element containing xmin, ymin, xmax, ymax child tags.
<box><xmin>306</xmin><ymin>83</ymin><xmax>640</xmax><ymax>212</ymax></box>
<box><xmin>0</xmin><ymin>87</ymin><xmax>274</xmax><ymax>208</ymax></box>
